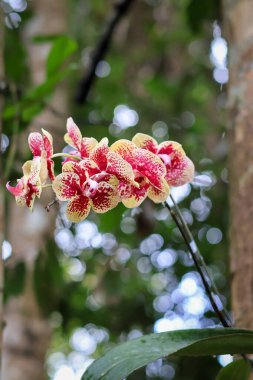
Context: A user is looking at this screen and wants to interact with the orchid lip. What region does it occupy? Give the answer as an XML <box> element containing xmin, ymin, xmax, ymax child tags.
<box><xmin>83</xmin><ymin>178</ymin><xmax>98</xmax><ymax>197</ymax></box>
<box><xmin>159</xmin><ymin>153</ymin><xmax>172</xmax><ymax>166</ymax></box>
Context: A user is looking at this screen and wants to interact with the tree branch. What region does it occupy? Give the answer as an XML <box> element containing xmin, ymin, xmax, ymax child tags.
<box><xmin>75</xmin><ymin>0</ymin><xmax>135</xmax><ymax>104</ymax></box>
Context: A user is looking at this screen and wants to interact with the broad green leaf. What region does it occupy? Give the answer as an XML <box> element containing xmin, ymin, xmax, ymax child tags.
<box><xmin>216</xmin><ymin>359</ymin><xmax>252</xmax><ymax>380</ymax></box>
<box><xmin>46</xmin><ymin>35</ymin><xmax>77</xmax><ymax>77</ymax></box>
<box><xmin>82</xmin><ymin>329</ymin><xmax>253</xmax><ymax>380</ymax></box>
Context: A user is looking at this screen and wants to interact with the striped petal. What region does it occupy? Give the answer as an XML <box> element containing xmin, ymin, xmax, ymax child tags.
<box><xmin>66</xmin><ymin>195</ymin><xmax>91</xmax><ymax>223</ymax></box>
<box><xmin>148</xmin><ymin>178</ymin><xmax>170</xmax><ymax>203</ymax></box>
<box><xmin>64</xmin><ymin>117</ymin><xmax>82</xmax><ymax>150</ymax></box>
<box><xmin>132</xmin><ymin>133</ymin><xmax>158</xmax><ymax>153</ymax></box>
<box><xmin>28</xmin><ymin>132</ymin><xmax>43</xmax><ymax>156</ymax></box>
<box><xmin>52</xmin><ymin>172</ymin><xmax>80</xmax><ymax>201</ymax></box>
<box><xmin>91</xmin><ymin>182</ymin><xmax>119</xmax><ymax>213</ymax></box>
<box><xmin>122</xmin><ymin>176</ymin><xmax>149</xmax><ymax>208</ymax></box>
<box><xmin>89</xmin><ymin>138</ymin><xmax>109</xmax><ymax>170</ymax></box>
<box><xmin>165</xmin><ymin>155</ymin><xmax>195</xmax><ymax>186</ymax></box>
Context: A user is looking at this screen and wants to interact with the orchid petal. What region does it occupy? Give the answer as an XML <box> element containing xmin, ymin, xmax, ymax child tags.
<box><xmin>110</xmin><ymin>139</ymin><xmax>137</xmax><ymax>159</ymax></box>
<box><xmin>66</xmin><ymin>195</ymin><xmax>91</xmax><ymax>223</ymax></box>
<box><xmin>89</xmin><ymin>138</ymin><xmax>109</xmax><ymax>170</ymax></box>
<box><xmin>148</xmin><ymin>178</ymin><xmax>170</xmax><ymax>203</ymax></box>
<box><xmin>80</xmin><ymin>137</ymin><xmax>98</xmax><ymax>158</ymax></box>
<box><xmin>122</xmin><ymin>177</ymin><xmax>149</xmax><ymax>208</ymax></box>
<box><xmin>64</xmin><ymin>117</ymin><xmax>82</xmax><ymax>150</ymax></box>
<box><xmin>106</xmin><ymin>152</ymin><xmax>136</xmax><ymax>185</ymax></box>
<box><xmin>165</xmin><ymin>156</ymin><xmax>195</xmax><ymax>186</ymax></box>
<box><xmin>52</xmin><ymin>172</ymin><xmax>80</xmax><ymax>201</ymax></box>
<box><xmin>132</xmin><ymin>133</ymin><xmax>158</xmax><ymax>153</ymax></box>
<box><xmin>6</xmin><ymin>178</ymin><xmax>26</xmax><ymax>196</ymax></box>
<box><xmin>28</xmin><ymin>132</ymin><xmax>43</xmax><ymax>156</ymax></box>
<box><xmin>91</xmin><ymin>182</ymin><xmax>119</xmax><ymax>213</ymax></box>
<box><xmin>132</xmin><ymin>149</ymin><xmax>166</xmax><ymax>190</ymax></box>
<box><xmin>42</xmin><ymin>128</ymin><xmax>53</xmax><ymax>157</ymax></box>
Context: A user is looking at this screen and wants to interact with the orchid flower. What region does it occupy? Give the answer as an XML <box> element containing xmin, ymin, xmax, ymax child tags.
<box><xmin>64</xmin><ymin>117</ymin><xmax>98</xmax><ymax>161</ymax></box>
<box><xmin>28</xmin><ymin>128</ymin><xmax>55</xmax><ymax>181</ymax></box>
<box><xmin>132</xmin><ymin>133</ymin><xmax>195</xmax><ymax>187</ymax></box>
<box><xmin>6</xmin><ymin>158</ymin><xmax>42</xmax><ymax>210</ymax></box>
<box><xmin>52</xmin><ymin>159</ymin><xmax>120</xmax><ymax>222</ymax></box>
<box><xmin>110</xmin><ymin>139</ymin><xmax>170</xmax><ymax>207</ymax></box>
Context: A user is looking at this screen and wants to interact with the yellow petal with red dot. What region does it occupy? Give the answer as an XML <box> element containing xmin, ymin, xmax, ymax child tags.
<box><xmin>122</xmin><ymin>177</ymin><xmax>149</xmax><ymax>208</ymax></box>
<box><xmin>110</xmin><ymin>139</ymin><xmax>137</xmax><ymax>158</ymax></box>
<box><xmin>89</xmin><ymin>138</ymin><xmax>109</xmax><ymax>170</ymax></box>
<box><xmin>106</xmin><ymin>151</ymin><xmax>136</xmax><ymax>185</ymax></box>
<box><xmin>66</xmin><ymin>195</ymin><xmax>91</xmax><ymax>223</ymax></box>
<box><xmin>132</xmin><ymin>133</ymin><xmax>158</xmax><ymax>153</ymax></box>
<box><xmin>165</xmin><ymin>156</ymin><xmax>195</xmax><ymax>186</ymax></box>
<box><xmin>148</xmin><ymin>178</ymin><xmax>170</xmax><ymax>204</ymax></box>
<box><xmin>52</xmin><ymin>172</ymin><xmax>80</xmax><ymax>201</ymax></box>
<box><xmin>91</xmin><ymin>181</ymin><xmax>119</xmax><ymax>213</ymax></box>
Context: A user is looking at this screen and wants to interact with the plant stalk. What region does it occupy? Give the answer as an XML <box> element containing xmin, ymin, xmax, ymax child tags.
<box><xmin>164</xmin><ymin>195</ymin><xmax>232</xmax><ymax>328</ymax></box>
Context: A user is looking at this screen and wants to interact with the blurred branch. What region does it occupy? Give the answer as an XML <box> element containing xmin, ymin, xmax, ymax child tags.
<box><xmin>164</xmin><ymin>196</ymin><xmax>232</xmax><ymax>328</ymax></box>
<box><xmin>0</xmin><ymin>8</ymin><xmax>5</xmax><ymax>377</ymax></box>
<box><xmin>75</xmin><ymin>0</ymin><xmax>135</xmax><ymax>104</ymax></box>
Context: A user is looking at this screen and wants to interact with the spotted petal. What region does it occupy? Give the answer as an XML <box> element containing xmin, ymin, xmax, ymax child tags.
<box><xmin>91</xmin><ymin>181</ymin><xmax>119</xmax><ymax>213</ymax></box>
<box><xmin>80</xmin><ymin>137</ymin><xmax>98</xmax><ymax>158</ymax></box>
<box><xmin>64</xmin><ymin>117</ymin><xmax>82</xmax><ymax>150</ymax></box>
<box><xmin>28</xmin><ymin>132</ymin><xmax>43</xmax><ymax>156</ymax></box>
<box><xmin>66</xmin><ymin>195</ymin><xmax>91</xmax><ymax>223</ymax></box>
<box><xmin>165</xmin><ymin>155</ymin><xmax>195</xmax><ymax>186</ymax></box>
<box><xmin>89</xmin><ymin>138</ymin><xmax>109</xmax><ymax>170</ymax></box>
<box><xmin>52</xmin><ymin>172</ymin><xmax>80</xmax><ymax>201</ymax></box>
<box><xmin>122</xmin><ymin>176</ymin><xmax>149</xmax><ymax>208</ymax></box>
<box><xmin>42</xmin><ymin>128</ymin><xmax>53</xmax><ymax>158</ymax></box>
<box><xmin>106</xmin><ymin>152</ymin><xmax>136</xmax><ymax>185</ymax></box>
<box><xmin>132</xmin><ymin>149</ymin><xmax>166</xmax><ymax>190</ymax></box>
<box><xmin>110</xmin><ymin>139</ymin><xmax>137</xmax><ymax>159</ymax></box>
<box><xmin>132</xmin><ymin>133</ymin><xmax>158</xmax><ymax>153</ymax></box>
<box><xmin>148</xmin><ymin>178</ymin><xmax>170</xmax><ymax>203</ymax></box>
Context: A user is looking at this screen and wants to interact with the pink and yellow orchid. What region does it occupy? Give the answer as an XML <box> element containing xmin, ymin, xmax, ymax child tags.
<box><xmin>6</xmin><ymin>158</ymin><xmax>42</xmax><ymax>210</ymax></box>
<box><xmin>28</xmin><ymin>128</ymin><xmax>55</xmax><ymax>181</ymax></box>
<box><xmin>52</xmin><ymin>159</ymin><xmax>120</xmax><ymax>222</ymax></box>
<box><xmin>132</xmin><ymin>133</ymin><xmax>195</xmax><ymax>187</ymax></box>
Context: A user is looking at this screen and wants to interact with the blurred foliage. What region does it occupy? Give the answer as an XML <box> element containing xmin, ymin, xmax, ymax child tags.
<box><xmin>2</xmin><ymin>0</ymin><xmax>237</xmax><ymax>379</ymax></box>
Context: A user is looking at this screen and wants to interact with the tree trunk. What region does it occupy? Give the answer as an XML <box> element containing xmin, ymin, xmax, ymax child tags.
<box><xmin>2</xmin><ymin>1</ymin><xmax>68</xmax><ymax>379</ymax></box>
<box><xmin>223</xmin><ymin>0</ymin><xmax>253</xmax><ymax>329</ymax></box>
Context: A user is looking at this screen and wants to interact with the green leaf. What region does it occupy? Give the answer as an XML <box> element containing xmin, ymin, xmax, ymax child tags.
<box><xmin>216</xmin><ymin>359</ymin><xmax>252</xmax><ymax>380</ymax></box>
<box><xmin>46</xmin><ymin>35</ymin><xmax>77</xmax><ymax>77</ymax></box>
<box><xmin>82</xmin><ymin>329</ymin><xmax>253</xmax><ymax>380</ymax></box>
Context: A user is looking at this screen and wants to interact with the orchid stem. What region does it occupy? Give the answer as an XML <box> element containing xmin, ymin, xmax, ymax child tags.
<box><xmin>164</xmin><ymin>195</ymin><xmax>232</xmax><ymax>328</ymax></box>
<box><xmin>51</xmin><ymin>153</ymin><xmax>82</xmax><ymax>161</ymax></box>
